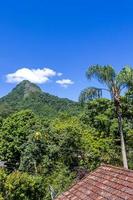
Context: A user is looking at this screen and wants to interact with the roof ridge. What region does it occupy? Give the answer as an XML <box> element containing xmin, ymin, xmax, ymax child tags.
<box><xmin>93</xmin><ymin>170</ymin><xmax>133</xmax><ymax>189</ymax></box>
<box><xmin>100</xmin><ymin>163</ymin><xmax>133</xmax><ymax>173</ymax></box>
<box><xmin>100</xmin><ymin>166</ymin><xmax>133</xmax><ymax>180</ymax></box>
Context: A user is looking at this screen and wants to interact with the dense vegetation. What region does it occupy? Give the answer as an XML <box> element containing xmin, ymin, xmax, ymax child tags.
<box><xmin>0</xmin><ymin>69</ymin><xmax>133</xmax><ymax>199</ymax></box>
<box><xmin>80</xmin><ymin>65</ymin><xmax>133</xmax><ymax>168</ymax></box>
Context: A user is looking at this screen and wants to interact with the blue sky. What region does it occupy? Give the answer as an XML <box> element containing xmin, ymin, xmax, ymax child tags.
<box><xmin>0</xmin><ymin>0</ymin><xmax>133</xmax><ymax>101</ymax></box>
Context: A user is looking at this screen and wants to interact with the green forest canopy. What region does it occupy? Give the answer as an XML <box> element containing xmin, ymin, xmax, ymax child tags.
<box><xmin>0</xmin><ymin>73</ymin><xmax>133</xmax><ymax>199</ymax></box>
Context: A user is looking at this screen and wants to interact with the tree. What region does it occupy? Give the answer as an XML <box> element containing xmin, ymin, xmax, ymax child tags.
<box><xmin>0</xmin><ymin>168</ymin><xmax>7</xmax><ymax>198</ymax></box>
<box><xmin>79</xmin><ymin>65</ymin><xmax>133</xmax><ymax>169</ymax></box>
<box><xmin>44</xmin><ymin>163</ymin><xmax>74</xmax><ymax>200</ymax></box>
<box><xmin>19</xmin><ymin>132</ymin><xmax>46</xmax><ymax>174</ymax></box>
<box><xmin>0</xmin><ymin>110</ymin><xmax>44</xmax><ymax>171</ymax></box>
<box><xmin>4</xmin><ymin>171</ymin><xmax>45</xmax><ymax>200</ymax></box>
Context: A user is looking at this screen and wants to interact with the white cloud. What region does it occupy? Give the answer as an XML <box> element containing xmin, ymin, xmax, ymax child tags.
<box><xmin>6</xmin><ymin>67</ymin><xmax>57</xmax><ymax>84</ymax></box>
<box><xmin>57</xmin><ymin>72</ymin><xmax>63</xmax><ymax>76</ymax></box>
<box><xmin>56</xmin><ymin>79</ymin><xmax>74</xmax><ymax>88</ymax></box>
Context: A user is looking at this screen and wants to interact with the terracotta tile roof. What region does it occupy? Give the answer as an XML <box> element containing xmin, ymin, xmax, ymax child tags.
<box><xmin>56</xmin><ymin>164</ymin><xmax>133</xmax><ymax>200</ymax></box>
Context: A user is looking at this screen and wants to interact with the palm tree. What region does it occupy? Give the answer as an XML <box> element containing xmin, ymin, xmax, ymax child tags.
<box><xmin>79</xmin><ymin>65</ymin><xmax>133</xmax><ymax>169</ymax></box>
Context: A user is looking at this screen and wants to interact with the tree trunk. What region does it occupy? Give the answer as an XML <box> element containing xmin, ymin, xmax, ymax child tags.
<box><xmin>34</xmin><ymin>161</ymin><xmax>38</xmax><ymax>174</ymax></box>
<box><xmin>116</xmin><ymin>103</ymin><xmax>128</xmax><ymax>169</ymax></box>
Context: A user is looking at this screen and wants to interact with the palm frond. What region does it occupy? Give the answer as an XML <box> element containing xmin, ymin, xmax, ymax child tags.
<box><xmin>79</xmin><ymin>87</ymin><xmax>102</xmax><ymax>103</ymax></box>
<box><xmin>116</xmin><ymin>66</ymin><xmax>133</xmax><ymax>91</ymax></box>
<box><xmin>86</xmin><ymin>65</ymin><xmax>116</xmax><ymax>88</ymax></box>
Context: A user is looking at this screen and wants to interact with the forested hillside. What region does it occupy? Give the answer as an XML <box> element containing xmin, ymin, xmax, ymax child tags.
<box><xmin>0</xmin><ymin>66</ymin><xmax>133</xmax><ymax>200</ymax></box>
<box><xmin>0</xmin><ymin>80</ymin><xmax>81</xmax><ymax>118</ymax></box>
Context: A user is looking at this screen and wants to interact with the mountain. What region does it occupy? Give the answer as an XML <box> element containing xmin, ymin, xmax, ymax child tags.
<box><xmin>0</xmin><ymin>80</ymin><xmax>81</xmax><ymax>118</ymax></box>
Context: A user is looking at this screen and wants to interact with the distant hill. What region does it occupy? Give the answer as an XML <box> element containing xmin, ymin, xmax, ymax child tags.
<box><xmin>0</xmin><ymin>80</ymin><xmax>81</xmax><ymax>118</ymax></box>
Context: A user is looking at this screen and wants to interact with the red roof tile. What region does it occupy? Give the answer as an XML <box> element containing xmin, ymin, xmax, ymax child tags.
<box><xmin>56</xmin><ymin>165</ymin><xmax>133</xmax><ymax>200</ymax></box>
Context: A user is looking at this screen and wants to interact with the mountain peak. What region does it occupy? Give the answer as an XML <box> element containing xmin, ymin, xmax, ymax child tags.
<box><xmin>12</xmin><ymin>80</ymin><xmax>42</xmax><ymax>98</ymax></box>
